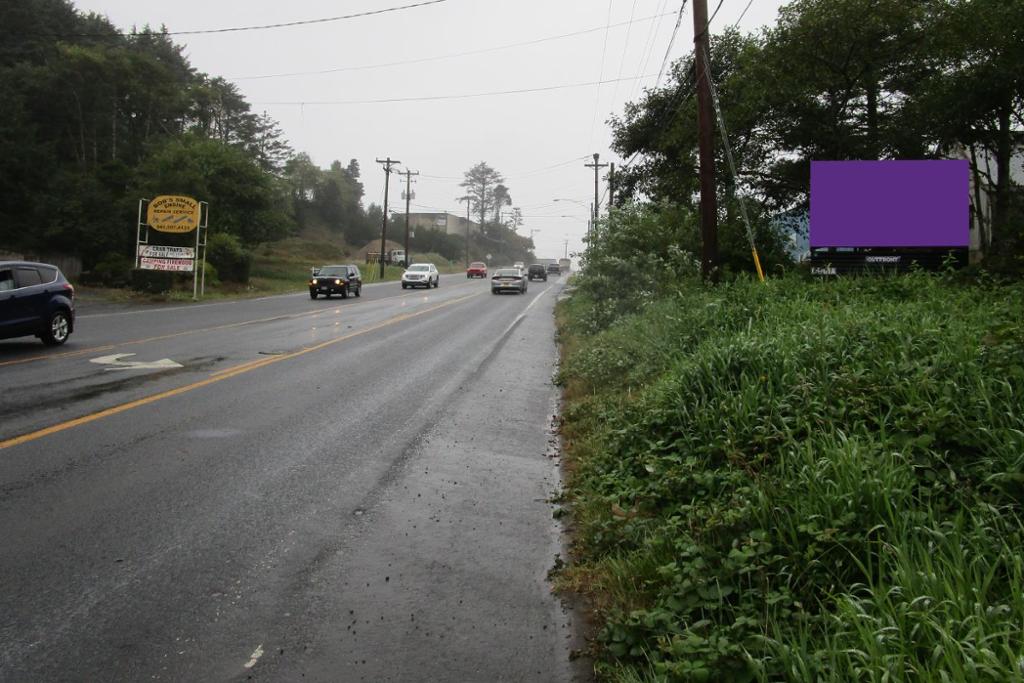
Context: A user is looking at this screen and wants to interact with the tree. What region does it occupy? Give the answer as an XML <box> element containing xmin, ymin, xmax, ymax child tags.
<box><xmin>492</xmin><ymin>183</ymin><xmax>512</xmax><ymax>224</ymax></box>
<box><xmin>459</xmin><ymin>162</ymin><xmax>505</xmax><ymax>234</ymax></box>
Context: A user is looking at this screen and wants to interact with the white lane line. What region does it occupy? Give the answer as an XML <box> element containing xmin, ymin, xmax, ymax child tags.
<box><xmin>500</xmin><ymin>285</ymin><xmax>552</xmax><ymax>338</ymax></box>
<box><xmin>244</xmin><ymin>643</ymin><xmax>264</xmax><ymax>669</ymax></box>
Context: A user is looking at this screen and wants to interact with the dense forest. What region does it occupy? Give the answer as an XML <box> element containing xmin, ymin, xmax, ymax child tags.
<box><xmin>0</xmin><ymin>0</ymin><xmax>530</xmax><ymax>284</ymax></box>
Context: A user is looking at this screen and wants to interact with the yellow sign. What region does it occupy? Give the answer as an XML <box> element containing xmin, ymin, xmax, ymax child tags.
<box><xmin>147</xmin><ymin>195</ymin><xmax>201</xmax><ymax>233</ymax></box>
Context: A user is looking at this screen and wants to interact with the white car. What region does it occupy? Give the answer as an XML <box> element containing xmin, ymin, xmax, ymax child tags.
<box><xmin>513</xmin><ymin>261</ymin><xmax>525</xmax><ymax>272</ymax></box>
<box><xmin>401</xmin><ymin>263</ymin><xmax>439</xmax><ymax>289</ymax></box>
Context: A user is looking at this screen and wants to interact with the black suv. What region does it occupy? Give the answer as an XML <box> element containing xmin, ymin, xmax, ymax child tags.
<box><xmin>310</xmin><ymin>264</ymin><xmax>362</xmax><ymax>299</ymax></box>
<box><xmin>0</xmin><ymin>261</ymin><xmax>75</xmax><ymax>345</ymax></box>
<box><xmin>527</xmin><ymin>264</ymin><xmax>547</xmax><ymax>282</ymax></box>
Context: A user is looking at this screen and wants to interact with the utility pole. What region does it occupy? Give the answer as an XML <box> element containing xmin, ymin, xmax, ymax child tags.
<box><xmin>401</xmin><ymin>168</ymin><xmax>419</xmax><ymax>268</ymax></box>
<box><xmin>693</xmin><ymin>0</ymin><xmax>719</xmax><ymax>282</ymax></box>
<box><xmin>376</xmin><ymin>157</ymin><xmax>400</xmax><ymax>278</ymax></box>
<box><xmin>458</xmin><ymin>196</ymin><xmax>472</xmax><ymax>267</ymax></box>
<box><xmin>585</xmin><ymin>153</ymin><xmax>609</xmax><ymax>229</ymax></box>
<box><xmin>609</xmin><ymin>162</ymin><xmax>616</xmax><ymax>208</ymax></box>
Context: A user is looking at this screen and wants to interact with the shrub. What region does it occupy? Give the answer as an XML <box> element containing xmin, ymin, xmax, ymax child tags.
<box><xmin>205</xmin><ymin>232</ymin><xmax>253</xmax><ymax>283</ymax></box>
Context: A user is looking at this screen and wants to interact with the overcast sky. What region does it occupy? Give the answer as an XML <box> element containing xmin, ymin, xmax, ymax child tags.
<box><xmin>73</xmin><ymin>0</ymin><xmax>788</xmax><ymax>261</ymax></box>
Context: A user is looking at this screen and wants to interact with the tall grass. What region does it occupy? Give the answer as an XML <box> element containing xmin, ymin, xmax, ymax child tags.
<box><xmin>555</xmin><ymin>273</ymin><xmax>1024</xmax><ymax>681</ymax></box>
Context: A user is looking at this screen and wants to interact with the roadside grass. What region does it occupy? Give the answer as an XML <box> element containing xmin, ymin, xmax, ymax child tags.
<box><xmin>554</xmin><ymin>273</ymin><xmax>1024</xmax><ymax>681</ymax></box>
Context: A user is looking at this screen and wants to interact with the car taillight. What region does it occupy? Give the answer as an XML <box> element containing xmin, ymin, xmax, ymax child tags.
<box><xmin>63</xmin><ymin>283</ymin><xmax>74</xmax><ymax>298</ymax></box>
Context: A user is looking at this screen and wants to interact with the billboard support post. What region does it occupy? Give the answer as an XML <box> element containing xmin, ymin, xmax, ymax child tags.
<box><xmin>135</xmin><ymin>198</ymin><xmax>151</xmax><ymax>268</ymax></box>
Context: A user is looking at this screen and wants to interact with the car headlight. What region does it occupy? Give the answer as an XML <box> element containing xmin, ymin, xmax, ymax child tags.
<box><xmin>335</xmin><ymin>279</ymin><xmax>341</xmax><ymax>285</ymax></box>
<box><xmin>311</xmin><ymin>278</ymin><xmax>318</xmax><ymax>285</ymax></box>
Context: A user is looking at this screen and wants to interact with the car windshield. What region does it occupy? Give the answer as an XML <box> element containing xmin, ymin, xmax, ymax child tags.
<box><xmin>318</xmin><ymin>266</ymin><xmax>346</xmax><ymax>276</ymax></box>
<box><xmin>470</xmin><ymin>262</ymin><xmax>485</xmax><ymax>268</ymax></box>
<box><xmin>408</xmin><ymin>265</ymin><xmax>429</xmax><ymax>272</ymax></box>
<box><xmin>494</xmin><ymin>269</ymin><xmax>520</xmax><ymax>277</ymax></box>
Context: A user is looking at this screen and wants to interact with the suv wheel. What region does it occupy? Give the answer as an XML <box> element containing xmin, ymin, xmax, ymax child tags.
<box><xmin>354</xmin><ymin>284</ymin><xmax>361</xmax><ymax>297</ymax></box>
<box><xmin>41</xmin><ymin>310</ymin><xmax>71</xmax><ymax>346</ymax></box>
<box><xmin>310</xmin><ymin>291</ymin><xmax>318</xmax><ymax>299</ymax></box>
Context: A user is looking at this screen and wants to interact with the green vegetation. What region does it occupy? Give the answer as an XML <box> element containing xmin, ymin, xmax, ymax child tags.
<box><xmin>611</xmin><ymin>0</ymin><xmax>1024</xmax><ymax>272</ymax></box>
<box><xmin>557</xmin><ymin>258</ymin><xmax>1024</xmax><ymax>680</ymax></box>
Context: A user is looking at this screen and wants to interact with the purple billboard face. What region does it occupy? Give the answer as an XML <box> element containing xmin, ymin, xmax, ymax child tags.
<box><xmin>810</xmin><ymin>160</ymin><xmax>969</xmax><ymax>248</ymax></box>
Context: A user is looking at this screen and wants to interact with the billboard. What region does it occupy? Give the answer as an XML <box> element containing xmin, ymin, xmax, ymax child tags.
<box><xmin>810</xmin><ymin>160</ymin><xmax>969</xmax><ymax>248</ymax></box>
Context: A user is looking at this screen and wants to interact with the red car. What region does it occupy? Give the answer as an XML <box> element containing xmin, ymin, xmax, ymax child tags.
<box><xmin>466</xmin><ymin>261</ymin><xmax>487</xmax><ymax>278</ymax></box>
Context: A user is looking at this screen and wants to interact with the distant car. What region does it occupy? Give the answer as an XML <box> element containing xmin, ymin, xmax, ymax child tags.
<box><xmin>527</xmin><ymin>264</ymin><xmax>547</xmax><ymax>281</ymax></box>
<box><xmin>513</xmin><ymin>261</ymin><xmax>525</xmax><ymax>272</ymax></box>
<box><xmin>546</xmin><ymin>263</ymin><xmax>561</xmax><ymax>275</ymax></box>
<box><xmin>0</xmin><ymin>261</ymin><xmax>75</xmax><ymax>346</ymax></box>
<box><xmin>402</xmin><ymin>263</ymin><xmax>439</xmax><ymax>289</ymax></box>
<box><xmin>491</xmin><ymin>268</ymin><xmax>528</xmax><ymax>295</ymax></box>
<box><xmin>467</xmin><ymin>261</ymin><xmax>487</xmax><ymax>278</ymax></box>
<box><xmin>310</xmin><ymin>264</ymin><xmax>362</xmax><ymax>299</ymax></box>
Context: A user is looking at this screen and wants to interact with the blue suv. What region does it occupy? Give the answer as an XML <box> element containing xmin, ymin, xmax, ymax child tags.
<box><xmin>0</xmin><ymin>261</ymin><xmax>76</xmax><ymax>345</ymax></box>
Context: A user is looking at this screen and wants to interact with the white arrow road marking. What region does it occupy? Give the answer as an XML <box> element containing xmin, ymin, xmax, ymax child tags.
<box><xmin>244</xmin><ymin>644</ymin><xmax>264</xmax><ymax>669</ymax></box>
<box><xmin>89</xmin><ymin>353</ymin><xmax>183</xmax><ymax>371</ymax></box>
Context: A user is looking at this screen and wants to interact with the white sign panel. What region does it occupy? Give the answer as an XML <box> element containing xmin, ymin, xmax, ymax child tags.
<box><xmin>139</xmin><ymin>245</ymin><xmax>195</xmax><ymax>259</ymax></box>
<box><xmin>140</xmin><ymin>257</ymin><xmax>194</xmax><ymax>272</ymax></box>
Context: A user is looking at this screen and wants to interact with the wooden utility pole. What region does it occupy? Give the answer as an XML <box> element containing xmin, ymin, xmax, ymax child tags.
<box><xmin>376</xmin><ymin>157</ymin><xmax>400</xmax><ymax>278</ymax></box>
<box><xmin>458</xmin><ymin>196</ymin><xmax>472</xmax><ymax>267</ymax></box>
<box><xmin>609</xmin><ymin>162</ymin><xmax>616</xmax><ymax>208</ymax></box>
<box><xmin>402</xmin><ymin>168</ymin><xmax>419</xmax><ymax>267</ymax></box>
<box><xmin>693</xmin><ymin>0</ymin><xmax>718</xmax><ymax>282</ymax></box>
<box><xmin>585</xmin><ymin>153</ymin><xmax>608</xmax><ymax>229</ymax></box>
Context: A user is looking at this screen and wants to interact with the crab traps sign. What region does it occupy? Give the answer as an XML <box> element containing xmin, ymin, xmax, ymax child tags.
<box><xmin>136</xmin><ymin>195</ymin><xmax>210</xmax><ymax>299</ymax></box>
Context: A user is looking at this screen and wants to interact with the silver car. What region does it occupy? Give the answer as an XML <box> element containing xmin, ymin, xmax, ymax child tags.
<box><xmin>491</xmin><ymin>268</ymin><xmax>528</xmax><ymax>295</ymax></box>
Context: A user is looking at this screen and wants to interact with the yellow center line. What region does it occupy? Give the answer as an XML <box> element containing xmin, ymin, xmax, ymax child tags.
<box><xmin>0</xmin><ymin>309</ymin><xmax>334</xmax><ymax>369</ymax></box>
<box><xmin>0</xmin><ymin>291</ymin><xmax>483</xmax><ymax>451</ymax></box>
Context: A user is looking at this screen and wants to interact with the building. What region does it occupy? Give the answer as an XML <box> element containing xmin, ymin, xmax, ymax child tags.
<box><xmin>950</xmin><ymin>138</ymin><xmax>1024</xmax><ymax>263</ymax></box>
<box><xmin>404</xmin><ymin>213</ymin><xmax>480</xmax><ymax>238</ymax></box>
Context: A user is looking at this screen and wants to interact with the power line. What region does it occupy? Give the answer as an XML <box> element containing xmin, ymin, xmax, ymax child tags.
<box><xmin>655</xmin><ymin>2</ymin><xmax>690</xmax><ymax>88</ymax></box>
<box><xmin>609</xmin><ymin>0</ymin><xmax>641</xmax><ymax>114</ymax></box>
<box><xmin>628</xmin><ymin>0</ymin><xmax>670</xmax><ymax>102</ymax></box>
<box><xmin>588</xmin><ymin>0</ymin><xmax>616</xmax><ymax>149</ymax></box>
<box><xmin>733</xmin><ymin>0</ymin><xmax>756</xmax><ymax>28</ymax></box>
<box><xmin>420</xmin><ymin>156</ymin><xmax>589</xmax><ymax>182</ymax></box>
<box><xmin>252</xmin><ymin>74</ymin><xmax>656</xmax><ymax>106</ymax></box>
<box><xmin>230</xmin><ymin>12</ymin><xmax>675</xmax><ymax>81</ymax></box>
<box><xmin>696</xmin><ymin>0</ymin><xmax>727</xmax><ymax>39</ymax></box>
<box><xmin>17</xmin><ymin>0</ymin><xmax>449</xmax><ymax>38</ymax></box>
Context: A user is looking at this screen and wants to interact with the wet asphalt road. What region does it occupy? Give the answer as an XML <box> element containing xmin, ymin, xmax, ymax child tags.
<box><xmin>0</xmin><ymin>275</ymin><xmax>586</xmax><ymax>681</ymax></box>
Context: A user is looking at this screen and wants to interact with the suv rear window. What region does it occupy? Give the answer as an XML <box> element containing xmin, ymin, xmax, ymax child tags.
<box><xmin>0</xmin><ymin>269</ymin><xmax>13</xmax><ymax>291</ymax></box>
<box><xmin>37</xmin><ymin>265</ymin><xmax>58</xmax><ymax>283</ymax></box>
<box><xmin>15</xmin><ymin>267</ymin><xmax>43</xmax><ymax>287</ymax></box>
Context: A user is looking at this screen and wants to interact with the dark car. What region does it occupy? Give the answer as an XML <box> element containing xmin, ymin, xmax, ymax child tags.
<box><xmin>546</xmin><ymin>263</ymin><xmax>561</xmax><ymax>275</ymax></box>
<box><xmin>491</xmin><ymin>268</ymin><xmax>528</xmax><ymax>295</ymax></box>
<box><xmin>310</xmin><ymin>264</ymin><xmax>362</xmax><ymax>299</ymax></box>
<box><xmin>527</xmin><ymin>264</ymin><xmax>547</xmax><ymax>282</ymax></box>
<box><xmin>0</xmin><ymin>261</ymin><xmax>75</xmax><ymax>346</ymax></box>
